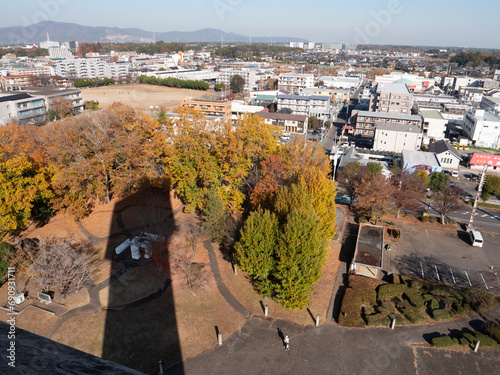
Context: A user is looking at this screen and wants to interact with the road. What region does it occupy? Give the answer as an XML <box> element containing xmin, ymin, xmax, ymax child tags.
<box><xmin>423</xmin><ymin>200</ymin><xmax>500</xmax><ymax>232</ymax></box>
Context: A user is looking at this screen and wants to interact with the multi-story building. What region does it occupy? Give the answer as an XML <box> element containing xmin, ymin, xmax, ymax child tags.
<box><xmin>217</xmin><ymin>68</ymin><xmax>257</xmax><ymax>92</ymax></box>
<box><xmin>319</xmin><ymin>76</ymin><xmax>361</xmax><ymax>90</ymax></box>
<box><xmin>299</xmin><ymin>87</ymin><xmax>350</xmax><ymax>103</ymax></box>
<box><xmin>278</xmin><ymin>73</ymin><xmax>314</xmax><ymax>94</ymax></box>
<box><xmin>48</xmin><ymin>46</ymin><xmax>74</xmax><ymax>60</ymax></box>
<box><xmin>54</xmin><ymin>58</ymin><xmax>107</xmax><ymax>79</ymax></box>
<box><xmin>480</xmin><ymin>96</ymin><xmax>500</xmax><ymax>116</ymax></box>
<box><xmin>419</xmin><ymin>109</ymin><xmax>448</xmax><ymax>144</ymax></box>
<box><xmin>24</xmin><ymin>87</ymin><xmax>84</xmax><ymax>115</ymax></box>
<box><xmin>374</xmin><ymin>72</ymin><xmax>434</xmax><ymax>93</ymax></box>
<box><xmin>463</xmin><ymin>108</ymin><xmax>500</xmax><ymax>149</ymax></box>
<box><xmin>0</xmin><ymin>93</ymin><xmax>46</xmax><ymax>125</ymax></box>
<box><xmin>372</xmin><ymin>122</ymin><xmax>423</xmax><ymax>153</ymax></box>
<box><xmin>276</xmin><ymin>94</ymin><xmax>332</xmax><ymax>122</ymax></box>
<box><xmin>256</xmin><ymin>112</ymin><xmax>308</xmax><ymax>135</ymax></box>
<box><xmin>350</xmin><ymin>110</ymin><xmax>423</xmax><ymax>145</ymax></box>
<box><xmin>0</xmin><ymin>75</ymin><xmax>36</xmax><ymax>91</ymax></box>
<box><xmin>181</xmin><ymin>97</ymin><xmax>231</xmax><ymax>119</ymax></box>
<box><xmin>369</xmin><ymin>83</ymin><xmax>413</xmax><ymax>115</ymax></box>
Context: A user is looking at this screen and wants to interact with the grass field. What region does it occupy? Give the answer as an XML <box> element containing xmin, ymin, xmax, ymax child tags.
<box><xmin>81</xmin><ymin>83</ymin><xmax>212</xmax><ymax>112</ymax></box>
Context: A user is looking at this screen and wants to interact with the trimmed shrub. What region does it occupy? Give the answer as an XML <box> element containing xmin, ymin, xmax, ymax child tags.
<box><xmin>403</xmin><ymin>290</ymin><xmax>425</xmax><ymax>309</ymax></box>
<box><xmin>431</xmin><ymin>335</ymin><xmax>456</xmax><ymax>347</ymax></box>
<box><xmin>365</xmin><ymin>314</ymin><xmax>391</xmax><ymax>327</ymax></box>
<box><xmin>487</xmin><ymin>326</ymin><xmax>500</xmax><ymax>344</ymax></box>
<box><xmin>459</xmin><ymin>336</ymin><xmax>470</xmax><ymax>346</ymax></box>
<box><xmin>377</xmin><ymin>284</ymin><xmax>404</xmax><ymax>299</ymax></box>
<box><xmin>473</xmin><ymin>332</ymin><xmax>498</xmax><ymax>347</ymax></box>
<box><xmin>432</xmin><ymin>309</ymin><xmax>450</xmax><ymax>321</ymax></box>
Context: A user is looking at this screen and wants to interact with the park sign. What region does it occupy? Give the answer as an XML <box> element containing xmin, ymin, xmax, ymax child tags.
<box><xmin>469</xmin><ymin>153</ymin><xmax>500</xmax><ymax>167</ymax></box>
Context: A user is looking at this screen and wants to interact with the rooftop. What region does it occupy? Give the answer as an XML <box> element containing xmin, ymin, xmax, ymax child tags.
<box><xmin>355</xmin><ymin>110</ymin><xmax>422</xmax><ymax>122</ymax></box>
<box><xmin>277</xmin><ymin>94</ymin><xmax>330</xmax><ymax>101</ymax></box>
<box><xmin>354</xmin><ymin>224</ymin><xmax>384</xmax><ymax>268</ymax></box>
<box><xmin>376</xmin><ymin>82</ymin><xmax>410</xmax><ymax>94</ymax></box>
<box><xmin>402</xmin><ymin>150</ymin><xmax>441</xmax><ymax>167</ymax></box>
<box><xmin>256</xmin><ymin>112</ymin><xmax>307</xmax><ymax>121</ymax></box>
<box><xmin>427</xmin><ymin>140</ymin><xmax>461</xmax><ymax>160</ymax></box>
<box><xmin>375</xmin><ymin>122</ymin><xmax>422</xmax><ymax>134</ymax></box>
<box><xmin>419</xmin><ymin>109</ymin><xmax>445</xmax><ymax>120</ymax></box>
<box><xmin>0</xmin><ymin>93</ymin><xmax>33</xmax><ymax>103</ymax></box>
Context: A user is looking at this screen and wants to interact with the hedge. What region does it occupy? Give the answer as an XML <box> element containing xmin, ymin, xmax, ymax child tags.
<box><xmin>431</xmin><ymin>335</ymin><xmax>457</xmax><ymax>347</ymax></box>
<box><xmin>432</xmin><ymin>309</ymin><xmax>450</xmax><ymax>321</ymax></box>
<box><xmin>139</xmin><ymin>75</ymin><xmax>209</xmax><ymax>90</ymax></box>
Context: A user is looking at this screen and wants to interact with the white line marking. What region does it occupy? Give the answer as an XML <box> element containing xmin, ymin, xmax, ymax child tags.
<box><xmin>435</xmin><ymin>265</ymin><xmax>440</xmax><ymax>281</ymax></box>
<box><xmin>465</xmin><ymin>271</ymin><xmax>472</xmax><ymax>287</ymax></box>
<box><xmin>450</xmin><ymin>268</ymin><xmax>456</xmax><ymax>284</ymax></box>
<box><xmin>420</xmin><ymin>262</ymin><xmax>425</xmax><ymax>279</ymax></box>
<box><xmin>480</xmin><ymin>273</ymin><xmax>489</xmax><ymax>289</ymax></box>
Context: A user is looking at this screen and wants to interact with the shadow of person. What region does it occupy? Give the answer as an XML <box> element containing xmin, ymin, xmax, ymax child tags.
<box><xmin>100</xmin><ymin>187</ymin><xmax>183</xmax><ymax>374</ymax></box>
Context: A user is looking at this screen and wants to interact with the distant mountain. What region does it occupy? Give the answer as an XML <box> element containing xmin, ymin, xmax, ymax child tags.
<box><xmin>0</xmin><ymin>21</ymin><xmax>307</xmax><ymax>44</ymax></box>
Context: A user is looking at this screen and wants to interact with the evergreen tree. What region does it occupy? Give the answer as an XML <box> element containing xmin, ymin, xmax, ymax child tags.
<box><xmin>201</xmin><ymin>188</ymin><xmax>227</xmax><ymax>244</ymax></box>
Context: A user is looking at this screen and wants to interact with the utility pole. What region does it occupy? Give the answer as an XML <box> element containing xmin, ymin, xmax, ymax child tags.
<box><xmin>467</xmin><ymin>163</ymin><xmax>490</xmax><ymax>230</ymax></box>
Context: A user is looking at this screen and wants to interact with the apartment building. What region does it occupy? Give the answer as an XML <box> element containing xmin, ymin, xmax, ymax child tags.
<box><xmin>0</xmin><ymin>92</ymin><xmax>46</xmax><ymax>125</ymax></box>
<box><xmin>181</xmin><ymin>97</ymin><xmax>231</xmax><ymax>119</ymax></box>
<box><xmin>276</xmin><ymin>94</ymin><xmax>332</xmax><ymax>121</ymax></box>
<box><xmin>350</xmin><ymin>110</ymin><xmax>422</xmax><ymax>144</ymax></box>
<box><xmin>299</xmin><ymin>87</ymin><xmax>350</xmax><ymax>102</ymax></box>
<box><xmin>480</xmin><ymin>96</ymin><xmax>500</xmax><ymax>116</ymax></box>
<box><xmin>319</xmin><ymin>76</ymin><xmax>361</xmax><ymax>90</ymax></box>
<box><xmin>24</xmin><ymin>87</ymin><xmax>84</xmax><ymax>114</ymax></box>
<box><xmin>277</xmin><ymin>73</ymin><xmax>314</xmax><ymax>94</ymax></box>
<box><xmin>419</xmin><ymin>109</ymin><xmax>448</xmax><ymax>144</ymax></box>
<box><xmin>54</xmin><ymin>58</ymin><xmax>130</xmax><ymax>79</ymax></box>
<box><xmin>372</xmin><ymin>122</ymin><xmax>423</xmax><ymax>153</ymax></box>
<box><xmin>375</xmin><ymin>72</ymin><xmax>434</xmax><ymax>93</ymax></box>
<box><xmin>369</xmin><ymin>83</ymin><xmax>413</xmax><ymax>115</ymax></box>
<box><xmin>463</xmin><ymin>108</ymin><xmax>500</xmax><ymax>149</ymax></box>
<box><xmin>0</xmin><ymin>75</ymin><xmax>36</xmax><ymax>91</ymax></box>
<box><xmin>217</xmin><ymin>68</ymin><xmax>257</xmax><ymax>92</ymax></box>
<box><xmin>256</xmin><ymin>112</ymin><xmax>308</xmax><ymax>135</ymax></box>
<box><xmin>48</xmin><ymin>46</ymin><xmax>74</xmax><ymax>60</ymax></box>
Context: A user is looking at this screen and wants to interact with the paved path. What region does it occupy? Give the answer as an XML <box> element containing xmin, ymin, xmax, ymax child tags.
<box><xmin>167</xmin><ymin>309</ymin><xmax>500</xmax><ymax>375</ymax></box>
<box><xmin>204</xmin><ymin>239</ymin><xmax>250</xmax><ymax>318</ymax></box>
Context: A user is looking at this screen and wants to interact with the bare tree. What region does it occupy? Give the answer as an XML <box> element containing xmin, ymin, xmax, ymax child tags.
<box><xmin>173</xmin><ymin>248</ymin><xmax>209</xmax><ymax>296</ymax></box>
<box><xmin>391</xmin><ymin>169</ymin><xmax>426</xmax><ymax>219</ymax></box>
<box><xmin>432</xmin><ymin>183</ymin><xmax>463</xmax><ymax>225</ymax></box>
<box><xmin>27</xmin><ymin>239</ymin><xmax>97</xmax><ymax>296</ymax></box>
<box><xmin>181</xmin><ymin>218</ymin><xmax>203</xmax><ymax>256</ymax></box>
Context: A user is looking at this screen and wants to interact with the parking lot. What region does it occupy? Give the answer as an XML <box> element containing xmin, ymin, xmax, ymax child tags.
<box><xmin>385</xmin><ymin>224</ymin><xmax>500</xmax><ymax>295</ymax></box>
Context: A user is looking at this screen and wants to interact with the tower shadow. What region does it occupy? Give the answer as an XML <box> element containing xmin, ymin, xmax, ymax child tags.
<box><xmin>101</xmin><ymin>187</ymin><xmax>183</xmax><ymax>374</ymax></box>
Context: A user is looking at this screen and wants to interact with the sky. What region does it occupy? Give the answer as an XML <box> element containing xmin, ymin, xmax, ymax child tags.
<box><xmin>2</xmin><ymin>0</ymin><xmax>500</xmax><ymax>49</ymax></box>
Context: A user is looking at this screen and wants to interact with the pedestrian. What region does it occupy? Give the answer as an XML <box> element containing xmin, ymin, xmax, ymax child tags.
<box><xmin>284</xmin><ymin>335</ymin><xmax>290</xmax><ymax>350</ymax></box>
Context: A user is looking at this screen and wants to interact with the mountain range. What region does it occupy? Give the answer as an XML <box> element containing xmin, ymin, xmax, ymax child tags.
<box><xmin>0</xmin><ymin>21</ymin><xmax>307</xmax><ymax>44</ymax></box>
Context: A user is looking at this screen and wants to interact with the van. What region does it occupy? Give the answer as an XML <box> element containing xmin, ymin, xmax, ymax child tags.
<box><xmin>470</xmin><ymin>230</ymin><xmax>484</xmax><ymax>247</ymax></box>
<box><xmin>451</xmin><ymin>171</ymin><xmax>459</xmax><ymax>178</ymax></box>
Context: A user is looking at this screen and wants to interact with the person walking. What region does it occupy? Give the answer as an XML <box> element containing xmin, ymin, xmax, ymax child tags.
<box><xmin>284</xmin><ymin>335</ymin><xmax>290</xmax><ymax>350</ymax></box>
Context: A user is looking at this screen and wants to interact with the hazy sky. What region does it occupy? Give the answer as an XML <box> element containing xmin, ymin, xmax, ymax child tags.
<box><xmin>3</xmin><ymin>0</ymin><xmax>500</xmax><ymax>48</ymax></box>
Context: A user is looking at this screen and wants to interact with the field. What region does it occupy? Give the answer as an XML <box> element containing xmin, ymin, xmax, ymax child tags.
<box><xmin>81</xmin><ymin>83</ymin><xmax>212</xmax><ymax>112</ymax></box>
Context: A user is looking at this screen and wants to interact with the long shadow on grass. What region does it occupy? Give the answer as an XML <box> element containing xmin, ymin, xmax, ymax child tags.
<box><xmin>101</xmin><ymin>187</ymin><xmax>183</xmax><ymax>374</ymax></box>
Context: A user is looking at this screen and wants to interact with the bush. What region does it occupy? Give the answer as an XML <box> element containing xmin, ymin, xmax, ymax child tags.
<box><xmin>459</xmin><ymin>336</ymin><xmax>470</xmax><ymax>346</ymax></box>
<box><xmin>474</xmin><ymin>332</ymin><xmax>498</xmax><ymax>347</ymax></box>
<box><xmin>358</xmin><ymin>216</ymin><xmax>368</xmax><ymax>224</ymax></box>
<box><xmin>431</xmin><ymin>335</ymin><xmax>457</xmax><ymax>347</ymax></box>
<box><xmin>0</xmin><ymin>242</ymin><xmax>15</xmax><ymax>283</ymax></box>
<box><xmin>487</xmin><ymin>326</ymin><xmax>500</xmax><ymax>344</ymax></box>
<box><xmin>432</xmin><ymin>309</ymin><xmax>450</xmax><ymax>321</ymax></box>
<box><xmin>365</xmin><ymin>314</ymin><xmax>391</xmax><ymax>327</ymax></box>
<box><xmin>403</xmin><ymin>290</ymin><xmax>425</xmax><ymax>309</ymax></box>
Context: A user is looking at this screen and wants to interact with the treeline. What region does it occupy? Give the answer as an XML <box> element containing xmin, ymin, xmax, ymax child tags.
<box><xmin>214</xmin><ymin>44</ymin><xmax>303</xmax><ymax>58</ymax></box>
<box><xmin>77</xmin><ymin>42</ymin><xmax>103</xmax><ymax>56</ymax></box>
<box><xmin>74</xmin><ymin>77</ymin><xmax>115</xmax><ymax>87</ymax></box>
<box><xmin>139</xmin><ymin>75</ymin><xmax>209</xmax><ymax>90</ymax></box>
<box><xmin>0</xmin><ymin>106</ymin><xmax>336</xmax><ymax>309</ymax></box>
<box><xmin>0</xmin><ymin>47</ymin><xmax>48</xmax><ymax>58</ymax></box>
<box><xmin>451</xmin><ymin>51</ymin><xmax>500</xmax><ymax>68</ymax></box>
<box><xmin>79</xmin><ymin>42</ymin><xmax>202</xmax><ymax>55</ymax></box>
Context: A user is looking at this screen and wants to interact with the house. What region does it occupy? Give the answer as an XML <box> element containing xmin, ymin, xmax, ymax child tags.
<box><xmin>401</xmin><ymin>150</ymin><xmax>442</xmax><ymax>174</ymax></box>
<box><xmin>373</xmin><ymin>122</ymin><xmax>423</xmax><ymax>153</ymax></box>
<box><xmin>256</xmin><ymin>112</ymin><xmax>308</xmax><ymax>135</ymax></box>
<box><xmin>427</xmin><ymin>140</ymin><xmax>461</xmax><ymax>170</ymax></box>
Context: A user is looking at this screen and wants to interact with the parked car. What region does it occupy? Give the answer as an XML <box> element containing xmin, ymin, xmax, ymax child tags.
<box><xmin>451</xmin><ymin>171</ymin><xmax>459</xmax><ymax>178</ymax></box>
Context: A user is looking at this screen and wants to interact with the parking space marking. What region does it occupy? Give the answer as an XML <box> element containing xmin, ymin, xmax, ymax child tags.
<box><xmin>480</xmin><ymin>273</ymin><xmax>489</xmax><ymax>289</ymax></box>
<box><xmin>435</xmin><ymin>265</ymin><xmax>441</xmax><ymax>281</ymax></box>
<box><xmin>465</xmin><ymin>271</ymin><xmax>473</xmax><ymax>287</ymax></box>
<box><xmin>450</xmin><ymin>268</ymin><xmax>456</xmax><ymax>284</ymax></box>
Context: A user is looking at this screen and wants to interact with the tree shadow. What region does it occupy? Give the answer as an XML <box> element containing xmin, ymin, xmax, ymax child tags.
<box><xmin>101</xmin><ymin>187</ymin><xmax>183</xmax><ymax>374</ymax></box>
<box><xmin>457</xmin><ymin>230</ymin><xmax>472</xmax><ymax>245</ymax></box>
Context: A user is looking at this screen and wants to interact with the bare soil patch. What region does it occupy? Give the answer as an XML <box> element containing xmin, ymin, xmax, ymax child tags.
<box><xmin>81</xmin><ymin>84</ymin><xmax>211</xmax><ymax>112</ymax></box>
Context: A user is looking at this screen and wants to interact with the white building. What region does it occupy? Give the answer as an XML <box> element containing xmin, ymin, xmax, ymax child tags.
<box><xmin>419</xmin><ymin>109</ymin><xmax>448</xmax><ymax>144</ymax></box>
<box><xmin>373</xmin><ymin>122</ymin><xmax>423</xmax><ymax>153</ymax></box>
<box><xmin>463</xmin><ymin>108</ymin><xmax>500</xmax><ymax>149</ymax></box>
<box><xmin>427</xmin><ymin>140</ymin><xmax>462</xmax><ymax>170</ymax></box>
<box><xmin>480</xmin><ymin>96</ymin><xmax>500</xmax><ymax>116</ymax></box>
<box><xmin>277</xmin><ymin>94</ymin><xmax>332</xmax><ymax>121</ymax></box>
<box><xmin>320</xmin><ymin>76</ymin><xmax>360</xmax><ymax>90</ymax></box>
<box><xmin>0</xmin><ymin>92</ymin><xmax>46</xmax><ymax>125</ymax></box>
<box><xmin>54</xmin><ymin>58</ymin><xmax>130</xmax><ymax>79</ymax></box>
<box><xmin>217</xmin><ymin>68</ymin><xmax>258</xmax><ymax>92</ymax></box>
<box><xmin>278</xmin><ymin>73</ymin><xmax>314</xmax><ymax>94</ymax></box>
<box><xmin>48</xmin><ymin>46</ymin><xmax>74</xmax><ymax>60</ymax></box>
<box><xmin>375</xmin><ymin>72</ymin><xmax>435</xmax><ymax>93</ymax></box>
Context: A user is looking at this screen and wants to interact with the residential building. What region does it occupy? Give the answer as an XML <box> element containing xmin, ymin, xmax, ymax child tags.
<box><xmin>375</xmin><ymin>72</ymin><xmax>434</xmax><ymax>93</ymax></box>
<box><xmin>495</xmin><ymin>70</ymin><xmax>500</xmax><ymax>81</ymax></box>
<box><xmin>181</xmin><ymin>97</ymin><xmax>231</xmax><ymax>119</ymax></box>
<box><xmin>427</xmin><ymin>140</ymin><xmax>461</xmax><ymax>170</ymax></box>
<box><xmin>372</xmin><ymin>122</ymin><xmax>423</xmax><ymax>153</ymax></box>
<box><xmin>24</xmin><ymin>87</ymin><xmax>84</xmax><ymax>114</ymax></box>
<box><xmin>276</xmin><ymin>94</ymin><xmax>332</xmax><ymax>121</ymax></box>
<box><xmin>413</xmin><ymin>94</ymin><xmax>458</xmax><ymax>110</ymax></box>
<box><xmin>48</xmin><ymin>46</ymin><xmax>74</xmax><ymax>60</ymax></box>
<box><xmin>278</xmin><ymin>73</ymin><xmax>314</xmax><ymax>94</ymax></box>
<box><xmin>256</xmin><ymin>112</ymin><xmax>308</xmax><ymax>135</ymax></box>
<box><xmin>0</xmin><ymin>93</ymin><xmax>46</xmax><ymax>125</ymax></box>
<box><xmin>217</xmin><ymin>68</ymin><xmax>257</xmax><ymax>92</ymax></box>
<box><xmin>231</xmin><ymin>101</ymin><xmax>265</xmax><ymax>121</ymax></box>
<box><xmin>299</xmin><ymin>87</ymin><xmax>350</xmax><ymax>102</ymax></box>
<box><xmin>419</xmin><ymin>109</ymin><xmax>448</xmax><ymax>144</ymax></box>
<box><xmin>369</xmin><ymin>83</ymin><xmax>413</xmax><ymax>115</ymax></box>
<box><xmin>320</xmin><ymin>76</ymin><xmax>360</xmax><ymax>89</ymax></box>
<box><xmin>463</xmin><ymin>109</ymin><xmax>500</xmax><ymax>149</ymax></box>
<box><xmin>0</xmin><ymin>75</ymin><xmax>36</xmax><ymax>91</ymax></box>
<box><xmin>401</xmin><ymin>150</ymin><xmax>442</xmax><ymax>174</ymax></box>
<box><xmin>54</xmin><ymin>58</ymin><xmax>107</xmax><ymax>79</ymax></box>
<box><xmin>338</xmin><ymin>147</ymin><xmax>393</xmax><ymax>178</ymax></box>
<box><xmin>350</xmin><ymin>110</ymin><xmax>422</xmax><ymax>144</ymax></box>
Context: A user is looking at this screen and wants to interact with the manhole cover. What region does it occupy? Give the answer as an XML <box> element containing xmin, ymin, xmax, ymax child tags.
<box><xmin>462</xmin><ymin>256</ymin><xmax>467</xmax><ymax>259</ymax></box>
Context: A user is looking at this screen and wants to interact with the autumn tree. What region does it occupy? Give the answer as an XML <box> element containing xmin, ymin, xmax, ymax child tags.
<box><xmin>230</xmin><ymin>74</ymin><xmax>245</xmax><ymax>93</ymax></box>
<box><xmin>392</xmin><ymin>169</ymin><xmax>426</xmax><ymax>218</ymax></box>
<box><xmin>234</xmin><ymin>207</ymin><xmax>278</xmax><ymax>296</ymax></box>
<box><xmin>338</xmin><ymin>161</ymin><xmax>361</xmax><ymax>205</ymax></box>
<box><xmin>355</xmin><ymin>169</ymin><xmax>393</xmax><ymax>223</ymax></box>
<box><xmin>48</xmin><ymin>97</ymin><xmax>74</xmax><ymax>120</ymax></box>
<box><xmin>432</xmin><ymin>183</ymin><xmax>463</xmax><ymax>224</ymax></box>
<box><xmin>173</xmin><ymin>248</ymin><xmax>209</xmax><ymax>295</ymax></box>
<box><xmin>250</xmin><ymin>155</ymin><xmax>285</xmax><ymax>209</ymax></box>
